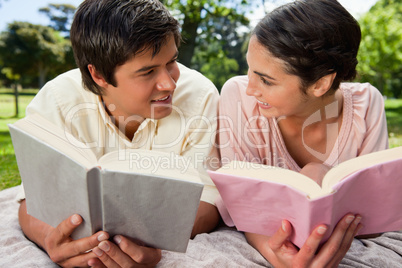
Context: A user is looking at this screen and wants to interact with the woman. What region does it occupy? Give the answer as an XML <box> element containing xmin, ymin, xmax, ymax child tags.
<box><xmin>217</xmin><ymin>0</ymin><xmax>388</xmax><ymax>266</ymax></box>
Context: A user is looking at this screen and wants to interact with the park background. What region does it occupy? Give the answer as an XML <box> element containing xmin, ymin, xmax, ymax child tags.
<box><xmin>0</xmin><ymin>0</ymin><xmax>401</xmax><ymax>190</ymax></box>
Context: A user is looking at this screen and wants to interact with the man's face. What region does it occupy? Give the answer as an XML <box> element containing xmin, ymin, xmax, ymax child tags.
<box><xmin>101</xmin><ymin>35</ymin><xmax>180</xmax><ymax>124</ymax></box>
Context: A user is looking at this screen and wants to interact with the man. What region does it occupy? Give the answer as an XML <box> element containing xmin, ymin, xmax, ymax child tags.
<box><xmin>17</xmin><ymin>0</ymin><xmax>220</xmax><ymax>267</ymax></box>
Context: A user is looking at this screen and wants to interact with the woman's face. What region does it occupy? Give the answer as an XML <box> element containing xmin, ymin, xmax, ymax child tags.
<box><xmin>246</xmin><ymin>36</ymin><xmax>313</xmax><ymax>120</ymax></box>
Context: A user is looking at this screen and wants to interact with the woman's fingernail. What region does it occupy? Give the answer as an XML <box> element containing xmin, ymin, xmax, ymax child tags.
<box><xmin>98</xmin><ymin>233</ymin><xmax>108</xmax><ymax>242</ymax></box>
<box><xmin>345</xmin><ymin>215</ymin><xmax>355</xmax><ymax>224</ymax></box>
<box><xmin>317</xmin><ymin>226</ymin><xmax>328</xmax><ymax>235</ymax></box>
<box><xmin>354</xmin><ymin>216</ymin><xmax>362</xmax><ymax>225</ymax></box>
<box><xmin>71</xmin><ymin>214</ymin><xmax>81</xmax><ymax>225</ymax></box>
<box><xmin>93</xmin><ymin>247</ymin><xmax>103</xmax><ymax>257</ymax></box>
<box><xmin>114</xmin><ymin>235</ymin><xmax>122</xmax><ymax>244</ymax></box>
<box><xmin>99</xmin><ymin>241</ymin><xmax>110</xmax><ymax>252</ymax></box>
<box><xmin>281</xmin><ymin>220</ymin><xmax>287</xmax><ymax>232</ymax></box>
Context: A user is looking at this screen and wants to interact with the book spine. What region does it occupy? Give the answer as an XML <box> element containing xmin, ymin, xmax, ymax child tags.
<box><xmin>87</xmin><ymin>167</ymin><xmax>103</xmax><ymax>233</ymax></box>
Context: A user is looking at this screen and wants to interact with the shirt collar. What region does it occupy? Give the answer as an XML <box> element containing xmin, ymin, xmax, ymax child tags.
<box><xmin>97</xmin><ymin>95</ymin><xmax>157</xmax><ymax>132</ymax></box>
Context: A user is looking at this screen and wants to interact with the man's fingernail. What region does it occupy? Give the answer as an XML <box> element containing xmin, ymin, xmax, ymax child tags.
<box><xmin>93</xmin><ymin>247</ymin><xmax>103</xmax><ymax>257</ymax></box>
<box><xmin>114</xmin><ymin>235</ymin><xmax>122</xmax><ymax>244</ymax></box>
<box><xmin>71</xmin><ymin>214</ymin><xmax>81</xmax><ymax>225</ymax></box>
<box><xmin>317</xmin><ymin>226</ymin><xmax>327</xmax><ymax>235</ymax></box>
<box><xmin>98</xmin><ymin>233</ymin><xmax>108</xmax><ymax>242</ymax></box>
<box><xmin>99</xmin><ymin>241</ymin><xmax>110</xmax><ymax>252</ymax></box>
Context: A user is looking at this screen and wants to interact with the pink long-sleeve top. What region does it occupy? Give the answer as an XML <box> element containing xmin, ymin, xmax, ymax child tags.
<box><xmin>218</xmin><ymin>76</ymin><xmax>389</xmax><ymax>172</ymax></box>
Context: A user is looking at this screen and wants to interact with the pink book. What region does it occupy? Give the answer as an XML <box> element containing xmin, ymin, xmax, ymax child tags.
<box><xmin>208</xmin><ymin>146</ymin><xmax>402</xmax><ymax>248</ymax></box>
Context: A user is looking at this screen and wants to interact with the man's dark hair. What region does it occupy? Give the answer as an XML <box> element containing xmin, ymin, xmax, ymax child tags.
<box><xmin>70</xmin><ymin>0</ymin><xmax>181</xmax><ymax>95</ymax></box>
<box><xmin>253</xmin><ymin>0</ymin><xmax>361</xmax><ymax>93</ymax></box>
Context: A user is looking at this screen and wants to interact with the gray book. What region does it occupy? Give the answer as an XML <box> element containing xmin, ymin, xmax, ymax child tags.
<box><xmin>9</xmin><ymin>113</ymin><xmax>204</xmax><ymax>253</ymax></box>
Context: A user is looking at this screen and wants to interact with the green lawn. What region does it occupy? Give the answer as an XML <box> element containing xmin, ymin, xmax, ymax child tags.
<box><xmin>0</xmin><ymin>90</ymin><xmax>401</xmax><ymax>191</ymax></box>
<box><xmin>385</xmin><ymin>98</ymin><xmax>402</xmax><ymax>148</ymax></box>
<box><xmin>0</xmin><ymin>89</ymin><xmax>36</xmax><ymax>190</ymax></box>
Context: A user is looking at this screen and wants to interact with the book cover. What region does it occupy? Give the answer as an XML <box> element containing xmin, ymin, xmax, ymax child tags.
<box><xmin>9</xmin><ymin>114</ymin><xmax>204</xmax><ymax>252</ymax></box>
<box><xmin>208</xmin><ymin>148</ymin><xmax>402</xmax><ymax>248</ymax></box>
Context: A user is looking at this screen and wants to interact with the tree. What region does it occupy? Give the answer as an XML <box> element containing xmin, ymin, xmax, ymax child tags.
<box><xmin>162</xmin><ymin>0</ymin><xmax>250</xmax><ymax>67</ymax></box>
<box><xmin>39</xmin><ymin>4</ymin><xmax>77</xmax><ymax>37</ymax></box>
<box><xmin>192</xmin><ymin>14</ymin><xmax>251</xmax><ymax>89</ymax></box>
<box><xmin>0</xmin><ymin>22</ymin><xmax>71</xmax><ymax>88</ymax></box>
<box><xmin>357</xmin><ymin>0</ymin><xmax>402</xmax><ymax>98</ymax></box>
<box><xmin>162</xmin><ymin>0</ymin><xmax>252</xmax><ymax>90</ymax></box>
<box><xmin>1</xmin><ymin>67</ymin><xmax>20</xmax><ymax>117</ymax></box>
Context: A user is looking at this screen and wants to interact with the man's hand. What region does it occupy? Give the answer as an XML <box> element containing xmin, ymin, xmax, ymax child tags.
<box><xmin>88</xmin><ymin>236</ymin><xmax>161</xmax><ymax>268</ymax></box>
<box><xmin>87</xmin><ymin>200</ymin><xmax>219</xmax><ymax>268</ymax></box>
<box><xmin>19</xmin><ymin>200</ymin><xmax>109</xmax><ymax>267</ymax></box>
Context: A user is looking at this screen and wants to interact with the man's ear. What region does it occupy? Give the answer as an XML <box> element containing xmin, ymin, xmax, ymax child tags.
<box><xmin>312</xmin><ymin>72</ymin><xmax>337</xmax><ymax>97</ymax></box>
<box><xmin>88</xmin><ymin>64</ymin><xmax>109</xmax><ymax>88</ymax></box>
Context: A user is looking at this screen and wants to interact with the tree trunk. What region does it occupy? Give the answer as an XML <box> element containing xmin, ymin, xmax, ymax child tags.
<box><xmin>179</xmin><ymin>16</ymin><xmax>200</xmax><ymax>68</ymax></box>
<box><xmin>13</xmin><ymin>83</ymin><xmax>19</xmax><ymax>117</ymax></box>
<box><xmin>38</xmin><ymin>63</ymin><xmax>48</xmax><ymax>88</ymax></box>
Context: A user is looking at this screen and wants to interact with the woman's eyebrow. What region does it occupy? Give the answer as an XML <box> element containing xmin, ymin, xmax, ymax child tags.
<box><xmin>254</xmin><ymin>71</ymin><xmax>276</xmax><ymax>81</ymax></box>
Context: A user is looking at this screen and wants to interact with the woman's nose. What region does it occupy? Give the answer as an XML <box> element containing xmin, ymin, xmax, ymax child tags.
<box><xmin>246</xmin><ymin>82</ymin><xmax>261</xmax><ymax>97</ymax></box>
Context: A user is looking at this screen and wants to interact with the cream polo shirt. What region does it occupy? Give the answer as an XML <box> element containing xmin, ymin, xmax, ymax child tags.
<box><xmin>18</xmin><ymin>63</ymin><xmax>220</xmax><ymax>205</ymax></box>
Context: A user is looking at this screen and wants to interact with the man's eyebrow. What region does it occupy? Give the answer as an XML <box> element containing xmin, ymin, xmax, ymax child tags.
<box><xmin>135</xmin><ymin>51</ymin><xmax>179</xmax><ymax>74</ymax></box>
<box><xmin>254</xmin><ymin>71</ymin><xmax>276</xmax><ymax>81</ymax></box>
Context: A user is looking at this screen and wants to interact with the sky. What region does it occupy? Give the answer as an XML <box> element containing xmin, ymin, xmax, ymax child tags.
<box><xmin>0</xmin><ymin>0</ymin><xmax>379</xmax><ymax>32</ymax></box>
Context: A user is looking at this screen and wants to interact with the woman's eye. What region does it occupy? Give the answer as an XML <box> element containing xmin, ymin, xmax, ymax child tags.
<box><xmin>261</xmin><ymin>77</ymin><xmax>272</xmax><ymax>86</ymax></box>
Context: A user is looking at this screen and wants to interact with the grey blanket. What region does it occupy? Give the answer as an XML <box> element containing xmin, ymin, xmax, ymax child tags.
<box><xmin>1</xmin><ymin>186</ymin><xmax>401</xmax><ymax>267</ymax></box>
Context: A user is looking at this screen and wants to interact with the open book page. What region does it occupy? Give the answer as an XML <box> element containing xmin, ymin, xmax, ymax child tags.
<box><xmin>216</xmin><ymin>161</ymin><xmax>324</xmax><ymax>198</ymax></box>
<box><xmin>11</xmin><ymin>113</ymin><xmax>97</xmax><ymax>169</ymax></box>
<box><xmin>322</xmin><ymin>146</ymin><xmax>402</xmax><ymax>190</ymax></box>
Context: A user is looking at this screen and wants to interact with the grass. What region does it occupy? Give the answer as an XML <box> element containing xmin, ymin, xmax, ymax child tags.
<box><xmin>0</xmin><ymin>88</ymin><xmax>36</xmax><ymax>190</ymax></box>
<box><xmin>0</xmin><ymin>90</ymin><xmax>401</xmax><ymax>191</ymax></box>
<box><xmin>385</xmin><ymin>98</ymin><xmax>402</xmax><ymax>148</ymax></box>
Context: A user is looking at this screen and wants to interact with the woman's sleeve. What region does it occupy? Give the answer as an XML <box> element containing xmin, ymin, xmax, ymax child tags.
<box><xmin>357</xmin><ymin>84</ymin><xmax>389</xmax><ymax>155</ymax></box>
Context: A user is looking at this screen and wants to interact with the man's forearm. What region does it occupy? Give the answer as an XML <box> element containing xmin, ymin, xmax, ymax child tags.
<box><xmin>18</xmin><ymin>200</ymin><xmax>52</xmax><ymax>250</ymax></box>
<box><xmin>191</xmin><ymin>201</ymin><xmax>220</xmax><ymax>238</ymax></box>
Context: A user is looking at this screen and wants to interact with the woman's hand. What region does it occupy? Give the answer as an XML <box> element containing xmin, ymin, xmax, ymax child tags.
<box><xmin>246</xmin><ymin>214</ymin><xmax>362</xmax><ymax>268</ymax></box>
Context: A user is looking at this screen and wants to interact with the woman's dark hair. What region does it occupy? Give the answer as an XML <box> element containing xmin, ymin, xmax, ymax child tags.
<box><xmin>70</xmin><ymin>0</ymin><xmax>181</xmax><ymax>95</ymax></box>
<box><xmin>253</xmin><ymin>0</ymin><xmax>361</xmax><ymax>93</ymax></box>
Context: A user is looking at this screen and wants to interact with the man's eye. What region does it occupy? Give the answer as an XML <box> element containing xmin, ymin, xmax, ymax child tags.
<box><xmin>168</xmin><ymin>58</ymin><xmax>178</xmax><ymax>64</ymax></box>
<box><xmin>143</xmin><ymin>70</ymin><xmax>154</xmax><ymax>76</ymax></box>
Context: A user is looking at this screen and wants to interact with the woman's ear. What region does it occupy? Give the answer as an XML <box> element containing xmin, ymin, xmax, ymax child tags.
<box><xmin>312</xmin><ymin>72</ymin><xmax>337</xmax><ymax>97</ymax></box>
<box><xmin>88</xmin><ymin>64</ymin><xmax>109</xmax><ymax>88</ymax></box>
